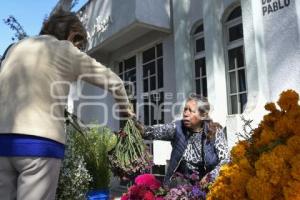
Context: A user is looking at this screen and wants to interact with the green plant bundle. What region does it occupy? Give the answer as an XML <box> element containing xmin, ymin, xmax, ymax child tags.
<box><xmin>58</xmin><ymin>110</ymin><xmax>121</xmax><ymax>198</ymax></box>
<box><xmin>75</xmin><ymin>125</ymin><xmax>116</xmax><ymax>189</ymax></box>
<box><xmin>108</xmin><ymin>119</ymin><xmax>152</xmax><ymax>178</ymax></box>
<box><xmin>56</xmin><ymin>127</ymin><xmax>92</xmax><ymax>200</ymax></box>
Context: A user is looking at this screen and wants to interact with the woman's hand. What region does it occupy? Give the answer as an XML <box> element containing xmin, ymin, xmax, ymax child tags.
<box><xmin>199</xmin><ymin>174</ymin><xmax>212</xmax><ymax>188</ymax></box>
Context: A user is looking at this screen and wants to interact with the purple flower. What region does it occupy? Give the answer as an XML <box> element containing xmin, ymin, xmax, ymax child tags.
<box><xmin>191</xmin><ymin>186</ymin><xmax>206</xmax><ymax>199</ymax></box>
<box><xmin>190</xmin><ymin>171</ymin><xmax>200</xmax><ymax>181</ymax></box>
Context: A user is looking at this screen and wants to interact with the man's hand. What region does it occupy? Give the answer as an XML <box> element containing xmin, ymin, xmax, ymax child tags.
<box><xmin>126</xmin><ymin>109</ymin><xmax>136</xmax><ymax>119</ymax></box>
<box><xmin>134</xmin><ymin>119</ymin><xmax>145</xmax><ymax>135</ymax></box>
<box><xmin>118</xmin><ymin>103</ymin><xmax>135</xmax><ymax>120</ymax></box>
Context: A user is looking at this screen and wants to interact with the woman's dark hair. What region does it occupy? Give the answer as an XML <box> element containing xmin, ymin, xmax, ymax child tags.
<box><xmin>40</xmin><ymin>9</ymin><xmax>87</xmax><ymax>45</ymax></box>
<box><xmin>187</xmin><ymin>93</ymin><xmax>222</xmax><ymax>141</ymax></box>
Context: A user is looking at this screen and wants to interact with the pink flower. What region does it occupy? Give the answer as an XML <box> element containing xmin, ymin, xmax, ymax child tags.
<box><xmin>128</xmin><ymin>184</ymin><xmax>149</xmax><ymax>199</ymax></box>
<box><xmin>135</xmin><ymin>174</ymin><xmax>161</xmax><ymax>190</ymax></box>
<box><xmin>128</xmin><ymin>185</ymin><xmax>142</xmax><ymax>196</ymax></box>
<box><xmin>120</xmin><ymin>193</ymin><xmax>129</xmax><ymax>200</ymax></box>
<box><xmin>143</xmin><ymin>191</ymin><xmax>155</xmax><ymax>200</ymax></box>
<box><xmin>155</xmin><ymin>197</ymin><xmax>164</xmax><ymax>200</ymax></box>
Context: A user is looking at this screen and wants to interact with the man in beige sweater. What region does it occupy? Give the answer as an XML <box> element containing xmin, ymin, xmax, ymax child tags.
<box><xmin>0</xmin><ymin>10</ymin><xmax>133</xmax><ymax>200</ymax></box>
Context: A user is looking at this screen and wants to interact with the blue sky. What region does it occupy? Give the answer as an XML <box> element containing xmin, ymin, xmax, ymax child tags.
<box><xmin>0</xmin><ymin>0</ymin><xmax>87</xmax><ymax>56</ymax></box>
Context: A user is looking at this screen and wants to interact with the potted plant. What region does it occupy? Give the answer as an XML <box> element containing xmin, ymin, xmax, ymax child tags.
<box><xmin>78</xmin><ymin>125</ymin><xmax>117</xmax><ymax>199</ymax></box>
<box><xmin>56</xmin><ymin>116</ymin><xmax>117</xmax><ymax>200</ymax></box>
<box><xmin>56</xmin><ymin>126</ymin><xmax>92</xmax><ymax>200</ymax></box>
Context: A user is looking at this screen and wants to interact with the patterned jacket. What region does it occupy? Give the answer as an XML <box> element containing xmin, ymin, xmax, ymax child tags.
<box><xmin>144</xmin><ymin>120</ymin><xmax>229</xmax><ymax>185</ymax></box>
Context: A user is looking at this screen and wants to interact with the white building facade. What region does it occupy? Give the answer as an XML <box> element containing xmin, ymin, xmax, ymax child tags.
<box><xmin>70</xmin><ymin>0</ymin><xmax>300</xmax><ymax>178</ymax></box>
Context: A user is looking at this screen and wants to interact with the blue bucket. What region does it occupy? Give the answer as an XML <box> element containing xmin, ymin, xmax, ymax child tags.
<box><xmin>86</xmin><ymin>189</ymin><xmax>110</xmax><ymax>200</ymax></box>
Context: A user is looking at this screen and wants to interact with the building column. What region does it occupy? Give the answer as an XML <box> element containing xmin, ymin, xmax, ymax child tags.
<box><xmin>202</xmin><ymin>0</ymin><xmax>227</xmax><ymax>125</ymax></box>
<box><xmin>239</xmin><ymin>0</ymin><xmax>270</xmax><ymax>124</ymax></box>
<box><xmin>172</xmin><ymin>0</ymin><xmax>194</xmax><ymax>114</ymax></box>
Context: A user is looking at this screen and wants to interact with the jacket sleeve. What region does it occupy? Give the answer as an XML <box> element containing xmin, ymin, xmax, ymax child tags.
<box><xmin>143</xmin><ymin>122</ymin><xmax>177</xmax><ymax>141</ymax></box>
<box><xmin>70</xmin><ymin>45</ymin><xmax>131</xmax><ymax>113</ymax></box>
<box><xmin>206</xmin><ymin>128</ymin><xmax>230</xmax><ymax>181</ymax></box>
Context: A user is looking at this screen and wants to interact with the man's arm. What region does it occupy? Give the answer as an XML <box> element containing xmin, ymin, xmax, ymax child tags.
<box><xmin>0</xmin><ymin>43</ymin><xmax>15</xmax><ymax>67</ymax></box>
<box><xmin>70</xmin><ymin>45</ymin><xmax>133</xmax><ymax>117</ymax></box>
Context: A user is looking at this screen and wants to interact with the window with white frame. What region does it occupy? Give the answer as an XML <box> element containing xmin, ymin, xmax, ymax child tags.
<box><xmin>117</xmin><ymin>44</ymin><xmax>165</xmax><ymax>183</ymax></box>
<box><xmin>193</xmin><ymin>24</ymin><xmax>207</xmax><ymax>97</ymax></box>
<box><xmin>118</xmin><ymin>56</ymin><xmax>137</xmax><ymax>112</ymax></box>
<box><xmin>225</xmin><ymin>6</ymin><xmax>247</xmax><ymax>114</ymax></box>
<box><xmin>142</xmin><ymin>44</ymin><xmax>165</xmax><ymax>177</ymax></box>
<box><xmin>142</xmin><ymin>43</ymin><xmax>164</xmax><ymax>126</ymax></box>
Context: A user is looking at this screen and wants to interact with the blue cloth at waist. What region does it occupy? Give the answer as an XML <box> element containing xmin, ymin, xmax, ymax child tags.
<box><xmin>0</xmin><ymin>134</ymin><xmax>65</xmax><ymax>159</ymax></box>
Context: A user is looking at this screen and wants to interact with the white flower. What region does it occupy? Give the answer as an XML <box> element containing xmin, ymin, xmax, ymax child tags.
<box><xmin>56</xmin><ymin>130</ymin><xmax>92</xmax><ymax>200</ymax></box>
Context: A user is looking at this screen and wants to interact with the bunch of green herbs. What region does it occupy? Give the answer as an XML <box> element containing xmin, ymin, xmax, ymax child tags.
<box><xmin>108</xmin><ymin>119</ymin><xmax>152</xmax><ymax>178</ymax></box>
<box><xmin>75</xmin><ymin>125</ymin><xmax>115</xmax><ymax>189</ymax></box>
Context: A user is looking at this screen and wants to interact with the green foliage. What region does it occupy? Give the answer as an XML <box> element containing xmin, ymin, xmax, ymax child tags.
<box><xmin>56</xmin><ymin>128</ymin><xmax>92</xmax><ymax>200</ymax></box>
<box><xmin>73</xmin><ymin>125</ymin><xmax>116</xmax><ymax>189</ymax></box>
<box><xmin>56</xmin><ymin>124</ymin><xmax>116</xmax><ymax>200</ymax></box>
<box><xmin>109</xmin><ymin>119</ymin><xmax>152</xmax><ymax>178</ymax></box>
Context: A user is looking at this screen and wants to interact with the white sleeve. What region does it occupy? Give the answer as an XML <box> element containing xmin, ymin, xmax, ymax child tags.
<box><xmin>69</xmin><ymin>44</ymin><xmax>130</xmax><ymax>112</ymax></box>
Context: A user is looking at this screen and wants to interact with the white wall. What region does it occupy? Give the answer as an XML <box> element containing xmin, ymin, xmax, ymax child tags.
<box><xmin>171</xmin><ymin>0</ymin><xmax>235</xmax><ymax>145</ymax></box>
<box><xmin>136</xmin><ymin>0</ymin><xmax>171</xmax><ymax>31</ymax></box>
<box><xmin>202</xmin><ymin>0</ymin><xmax>229</xmax><ymax>126</ymax></box>
<box><xmin>75</xmin><ymin>0</ymin><xmax>300</xmax><ymax>150</ymax></box>
<box><xmin>262</xmin><ymin>0</ymin><xmax>300</xmax><ymax>100</ymax></box>
<box><xmin>80</xmin><ymin>0</ymin><xmax>171</xmax><ymax>51</ymax></box>
<box><xmin>171</xmin><ymin>0</ymin><xmax>194</xmax><ymax>107</ymax></box>
<box><xmin>82</xmin><ymin>0</ymin><xmax>135</xmax><ymax>50</ymax></box>
<box><xmin>225</xmin><ymin>0</ymin><xmax>300</xmax><ymax>148</ymax></box>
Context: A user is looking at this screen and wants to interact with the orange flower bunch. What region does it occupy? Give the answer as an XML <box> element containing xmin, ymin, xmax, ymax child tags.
<box><xmin>207</xmin><ymin>90</ymin><xmax>300</xmax><ymax>200</ymax></box>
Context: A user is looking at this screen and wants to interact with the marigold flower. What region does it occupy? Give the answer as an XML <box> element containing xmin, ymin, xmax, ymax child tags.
<box><xmin>283</xmin><ymin>179</ymin><xmax>300</xmax><ymax>200</ymax></box>
<box><xmin>206</xmin><ymin>90</ymin><xmax>300</xmax><ymax>200</ymax></box>
<box><xmin>277</xmin><ymin>89</ymin><xmax>299</xmax><ymax>111</ymax></box>
<box><xmin>255</xmin><ymin>152</ymin><xmax>286</xmax><ymax>184</ymax></box>
<box><xmin>286</xmin><ymin>110</ymin><xmax>300</xmax><ymax>135</ymax></box>
<box><xmin>255</xmin><ymin>129</ymin><xmax>276</xmax><ymax>148</ymax></box>
<box><xmin>290</xmin><ymin>154</ymin><xmax>300</xmax><ymax>181</ymax></box>
<box><xmin>265</xmin><ymin>102</ymin><xmax>278</xmax><ymax>112</ymax></box>
<box><xmin>287</xmin><ymin>136</ymin><xmax>300</xmax><ymax>153</ymax></box>
<box><xmin>274</xmin><ymin>116</ymin><xmax>292</xmax><ymax>138</ymax></box>
<box><xmin>207</xmin><ymin>164</ymin><xmax>250</xmax><ymax>200</ymax></box>
<box><xmin>230</xmin><ymin>141</ymin><xmax>248</xmax><ymax>163</ymax></box>
<box><xmin>272</xmin><ymin>145</ymin><xmax>293</xmax><ymax>161</ymax></box>
<box><xmin>238</xmin><ymin>158</ymin><xmax>253</xmax><ymax>172</ymax></box>
<box><xmin>247</xmin><ymin>177</ymin><xmax>275</xmax><ymax>200</ymax></box>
